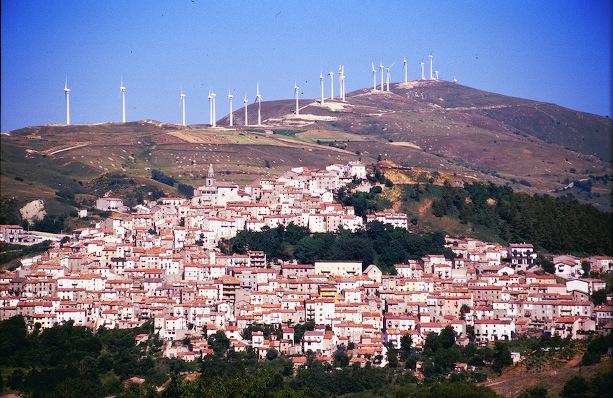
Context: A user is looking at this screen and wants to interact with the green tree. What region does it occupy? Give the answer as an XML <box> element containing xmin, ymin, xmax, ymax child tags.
<box><xmin>492</xmin><ymin>341</ymin><xmax>512</xmax><ymax>373</ymax></box>
<box><xmin>333</xmin><ymin>347</ymin><xmax>349</xmax><ymax>368</ymax></box>
<box><xmin>518</xmin><ymin>385</ymin><xmax>548</xmax><ymax>398</ymax></box>
<box><xmin>207</xmin><ymin>331</ymin><xmax>230</xmax><ymax>357</ymax></box>
<box><xmin>386</xmin><ymin>343</ymin><xmax>399</xmax><ymax>368</ymax></box>
<box><xmin>560</xmin><ymin>375</ymin><xmax>590</xmax><ymax>398</ymax></box>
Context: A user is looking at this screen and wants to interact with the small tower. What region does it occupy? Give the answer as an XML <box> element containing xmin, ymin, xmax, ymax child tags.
<box><xmin>206</xmin><ymin>163</ymin><xmax>215</xmax><ymax>187</ymax></box>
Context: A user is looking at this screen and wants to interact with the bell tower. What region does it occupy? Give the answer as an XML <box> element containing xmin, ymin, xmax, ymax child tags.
<box><xmin>206</xmin><ymin>163</ymin><xmax>215</xmax><ymax>187</ymax></box>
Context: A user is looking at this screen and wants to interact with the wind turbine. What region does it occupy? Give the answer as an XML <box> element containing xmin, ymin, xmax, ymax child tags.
<box><xmin>211</xmin><ymin>91</ymin><xmax>217</xmax><ymax>127</ymax></box>
<box><xmin>294</xmin><ymin>82</ymin><xmax>300</xmax><ymax>116</ymax></box>
<box><xmin>379</xmin><ymin>62</ymin><xmax>384</xmax><ymax>91</ymax></box>
<box><xmin>420</xmin><ymin>59</ymin><xmax>425</xmax><ymax>80</ymax></box>
<box><xmin>339</xmin><ymin>65</ymin><xmax>346</xmax><ymax>101</ymax></box>
<box><xmin>64</xmin><ymin>77</ymin><xmax>71</xmax><ymax>125</ymax></box>
<box><xmin>428</xmin><ymin>53</ymin><xmax>433</xmax><ymax>80</ymax></box>
<box><xmin>208</xmin><ymin>91</ymin><xmax>213</xmax><ymax>126</ymax></box>
<box><xmin>180</xmin><ymin>89</ymin><xmax>186</xmax><ymax>126</ymax></box>
<box><xmin>328</xmin><ymin>71</ymin><xmax>334</xmax><ymax>100</ymax></box>
<box><xmin>120</xmin><ymin>79</ymin><xmax>127</xmax><ymax>123</ymax></box>
<box><xmin>319</xmin><ymin>72</ymin><xmax>325</xmax><ymax>104</ymax></box>
<box><xmin>385</xmin><ymin>62</ymin><xmax>395</xmax><ymax>91</ymax></box>
<box><xmin>255</xmin><ymin>83</ymin><xmax>262</xmax><ymax>126</ymax></box>
<box><xmin>435</xmin><ymin>70</ymin><xmax>439</xmax><ymax>80</ymax></box>
<box><xmin>371</xmin><ymin>62</ymin><xmax>377</xmax><ymax>91</ymax></box>
<box><xmin>453</xmin><ymin>76</ymin><xmax>458</xmax><ymax>83</ymax></box>
<box><xmin>243</xmin><ymin>95</ymin><xmax>249</xmax><ymax>126</ymax></box>
<box><xmin>403</xmin><ymin>58</ymin><xmax>408</xmax><ymax>84</ymax></box>
<box><xmin>228</xmin><ymin>90</ymin><xmax>234</xmax><ymax>127</ymax></box>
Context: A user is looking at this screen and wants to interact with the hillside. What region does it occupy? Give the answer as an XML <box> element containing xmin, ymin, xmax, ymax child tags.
<box><xmin>1</xmin><ymin>81</ymin><xmax>611</xmax><ymax>223</ymax></box>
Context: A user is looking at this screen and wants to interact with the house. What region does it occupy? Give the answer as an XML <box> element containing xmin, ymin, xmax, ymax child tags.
<box><xmin>566</xmin><ymin>278</ymin><xmax>606</xmax><ymax>296</ymax></box>
<box><xmin>508</xmin><ymin>243</ymin><xmax>536</xmax><ymax>271</ymax></box>
<box><xmin>473</xmin><ymin>319</ymin><xmax>515</xmax><ymax>343</ymax></box>
<box><xmin>96</xmin><ymin>197</ymin><xmax>128</xmax><ymax>212</ymax></box>
<box><xmin>364</xmin><ymin>264</ymin><xmax>382</xmax><ymax>283</ymax></box>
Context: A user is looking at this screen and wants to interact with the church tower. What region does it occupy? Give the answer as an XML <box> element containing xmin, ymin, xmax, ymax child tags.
<box><xmin>206</xmin><ymin>163</ymin><xmax>216</xmax><ymax>187</ymax></box>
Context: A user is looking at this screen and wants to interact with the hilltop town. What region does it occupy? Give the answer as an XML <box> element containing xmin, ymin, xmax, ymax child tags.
<box><xmin>0</xmin><ymin>161</ymin><xmax>611</xmax><ymax>374</ymax></box>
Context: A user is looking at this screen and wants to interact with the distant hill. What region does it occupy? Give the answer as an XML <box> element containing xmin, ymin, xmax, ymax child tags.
<box><xmin>1</xmin><ymin>81</ymin><xmax>610</xmax><ymax>222</ymax></box>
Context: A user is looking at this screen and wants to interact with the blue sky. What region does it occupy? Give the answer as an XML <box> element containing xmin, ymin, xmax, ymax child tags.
<box><xmin>1</xmin><ymin>0</ymin><xmax>611</xmax><ymax>130</ymax></box>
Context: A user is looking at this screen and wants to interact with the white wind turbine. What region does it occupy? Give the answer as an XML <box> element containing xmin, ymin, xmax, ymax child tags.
<box><xmin>385</xmin><ymin>62</ymin><xmax>395</xmax><ymax>91</ymax></box>
<box><xmin>428</xmin><ymin>53</ymin><xmax>434</xmax><ymax>80</ymax></box>
<box><xmin>64</xmin><ymin>77</ymin><xmax>71</xmax><ymax>125</ymax></box>
<box><xmin>255</xmin><ymin>83</ymin><xmax>262</xmax><ymax>126</ymax></box>
<box><xmin>208</xmin><ymin>91</ymin><xmax>213</xmax><ymax>126</ymax></box>
<box><xmin>180</xmin><ymin>89</ymin><xmax>186</xmax><ymax>126</ymax></box>
<box><xmin>435</xmin><ymin>70</ymin><xmax>439</xmax><ymax>80</ymax></box>
<box><xmin>328</xmin><ymin>71</ymin><xmax>334</xmax><ymax>100</ymax></box>
<box><xmin>339</xmin><ymin>65</ymin><xmax>346</xmax><ymax>101</ymax></box>
<box><xmin>420</xmin><ymin>59</ymin><xmax>425</xmax><ymax>80</ymax></box>
<box><xmin>379</xmin><ymin>62</ymin><xmax>384</xmax><ymax>91</ymax></box>
<box><xmin>319</xmin><ymin>72</ymin><xmax>325</xmax><ymax>104</ymax></box>
<box><xmin>211</xmin><ymin>91</ymin><xmax>217</xmax><ymax>127</ymax></box>
<box><xmin>371</xmin><ymin>62</ymin><xmax>377</xmax><ymax>91</ymax></box>
<box><xmin>120</xmin><ymin>79</ymin><xmax>127</xmax><ymax>123</ymax></box>
<box><xmin>403</xmin><ymin>58</ymin><xmax>408</xmax><ymax>84</ymax></box>
<box><xmin>243</xmin><ymin>95</ymin><xmax>249</xmax><ymax>126</ymax></box>
<box><xmin>294</xmin><ymin>82</ymin><xmax>300</xmax><ymax>116</ymax></box>
<box><xmin>228</xmin><ymin>90</ymin><xmax>234</xmax><ymax>127</ymax></box>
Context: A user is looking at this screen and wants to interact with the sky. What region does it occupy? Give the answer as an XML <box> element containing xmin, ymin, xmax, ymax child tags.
<box><xmin>1</xmin><ymin>0</ymin><xmax>611</xmax><ymax>130</ymax></box>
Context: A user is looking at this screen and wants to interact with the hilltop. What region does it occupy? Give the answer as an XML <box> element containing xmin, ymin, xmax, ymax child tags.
<box><xmin>1</xmin><ymin>80</ymin><xmax>611</xmax><ymax>223</ymax></box>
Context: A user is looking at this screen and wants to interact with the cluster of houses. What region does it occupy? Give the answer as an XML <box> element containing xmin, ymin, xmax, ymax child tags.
<box><xmin>0</xmin><ymin>161</ymin><xmax>611</xmax><ymax>368</ymax></box>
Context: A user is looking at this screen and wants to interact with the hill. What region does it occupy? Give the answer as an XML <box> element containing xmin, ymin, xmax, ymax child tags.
<box><xmin>1</xmin><ymin>81</ymin><xmax>611</xmax><ymax>224</ymax></box>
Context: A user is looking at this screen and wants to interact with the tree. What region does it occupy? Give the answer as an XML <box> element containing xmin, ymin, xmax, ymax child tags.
<box><xmin>591</xmin><ymin>289</ymin><xmax>606</xmax><ymax>305</ymax></box>
<box><xmin>399</xmin><ymin>334</ymin><xmax>412</xmax><ymax>360</ymax></box>
<box><xmin>266</xmin><ymin>348</ymin><xmax>279</xmax><ymax>360</ymax></box>
<box><xmin>458</xmin><ymin>305</ymin><xmax>470</xmax><ymax>321</ymax></box>
<box><xmin>386</xmin><ymin>343</ymin><xmax>398</xmax><ymax>368</ymax></box>
<box><xmin>492</xmin><ymin>341</ymin><xmax>512</xmax><ymax>373</ymax></box>
<box><xmin>560</xmin><ymin>375</ymin><xmax>590</xmax><ymax>398</ymax></box>
<box><xmin>518</xmin><ymin>385</ymin><xmax>548</xmax><ymax>398</ymax></box>
<box><xmin>333</xmin><ymin>347</ymin><xmax>349</xmax><ymax>368</ymax></box>
<box><xmin>207</xmin><ymin>330</ymin><xmax>230</xmax><ymax>357</ymax></box>
<box><xmin>581</xmin><ymin>261</ymin><xmax>591</xmax><ymax>277</ymax></box>
<box><xmin>439</xmin><ymin>326</ymin><xmax>456</xmax><ymax>349</ymax></box>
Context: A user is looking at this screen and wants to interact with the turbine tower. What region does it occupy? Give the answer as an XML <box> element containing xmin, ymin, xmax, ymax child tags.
<box><xmin>435</xmin><ymin>71</ymin><xmax>439</xmax><ymax>80</ymax></box>
<box><xmin>420</xmin><ymin>60</ymin><xmax>425</xmax><ymax>80</ymax></box>
<box><xmin>319</xmin><ymin>72</ymin><xmax>325</xmax><ymax>104</ymax></box>
<box><xmin>371</xmin><ymin>62</ymin><xmax>377</xmax><ymax>91</ymax></box>
<box><xmin>211</xmin><ymin>92</ymin><xmax>217</xmax><ymax>127</ymax></box>
<box><xmin>428</xmin><ymin>53</ymin><xmax>433</xmax><ymax>80</ymax></box>
<box><xmin>294</xmin><ymin>82</ymin><xmax>300</xmax><ymax>116</ymax></box>
<box><xmin>403</xmin><ymin>58</ymin><xmax>408</xmax><ymax>84</ymax></box>
<box><xmin>243</xmin><ymin>95</ymin><xmax>249</xmax><ymax>126</ymax></box>
<box><xmin>339</xmin><ymin>65</ymin><xmax>346</xmax><ymax>101</ymax></box>
<box><xmin>64</xmin><ymin>78</ymin><xmax>71</xmax><ymax>125</ymax></box>
<box><xmin>379</xmin><ymin>62</ymin><xmax>384</xmax><ymax>91</ymax></box>
<box><xmin>255</xmin><ymin>84</ymin><xmax>262</xmax><ymax>126</ymax></box>
<box><xmin>208</xmin><ymin>91</ymin><xmax>213</xmax><ymax>126</ymax></box>
<box><xmin>328</xmin><ymin>71</ymin><xmax>334</xmax><ymax>100</ymax></box>
<box><xmin>180</xmin><ymin>89</ymin><xmax>186</xmax><ymax>126</ymax></box>
<box><xmin>385</xmin><ymin>62</ymin><xmax>395</xmax><ymax>92</ymax></box>
<box><xmin>120</xmin><ymin>79</ymin><xmax>127</xmax><ymax>123</ymax></box>
<box><xmin>228</xmin><ymin>90</ymin><xmax>234</xmax><ymax>127</ymax></box>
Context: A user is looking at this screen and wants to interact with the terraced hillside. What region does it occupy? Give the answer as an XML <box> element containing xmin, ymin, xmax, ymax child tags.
<box><xmin>1</xmin><ymin>80</ymin><xmax>611</xmax><ymax>220</ymax></box>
